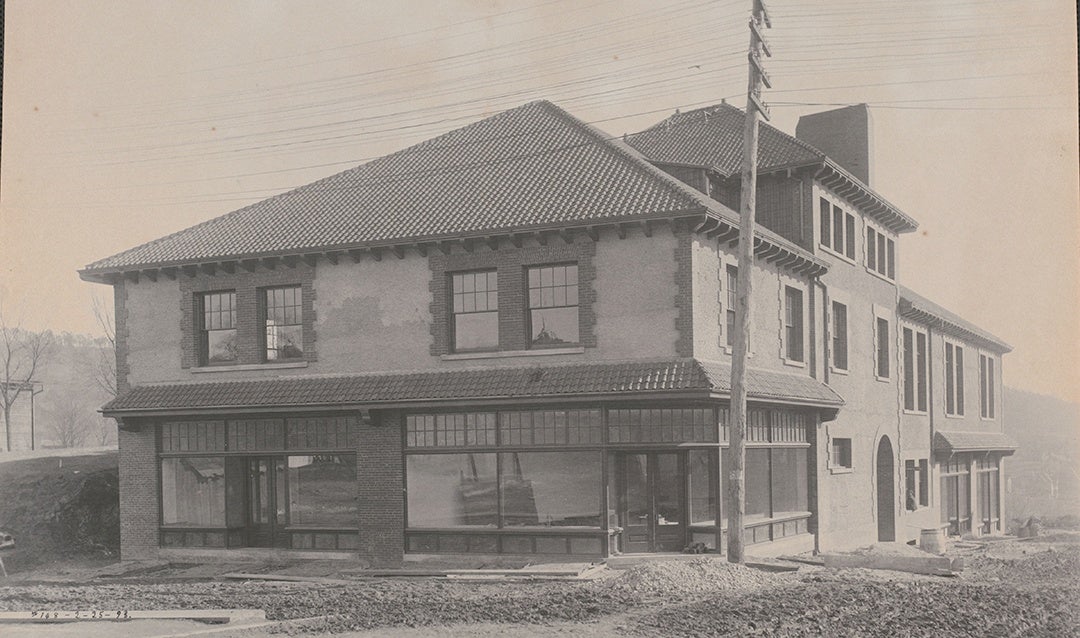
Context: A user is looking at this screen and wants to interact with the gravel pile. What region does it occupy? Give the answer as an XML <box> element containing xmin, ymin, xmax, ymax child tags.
<box><xmin>595</xmin><ymin>557</ymin><xmax>777</xmax><ymax>599</ymax></box>
<box><xmin>635</xmin><ymin>577</ymin><xmax>1080</xmax><ymax>637</ymax></box>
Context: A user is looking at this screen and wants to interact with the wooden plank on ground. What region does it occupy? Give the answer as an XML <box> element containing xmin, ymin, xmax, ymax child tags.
<box><xmin>821</xmin><ymin>553</ymin><xmax>960</xmax><ymax>576</ymax></box>
<box><xmin>219</xmin><ymin>574</ymin><xmax>354</xmax><ymax>582</ymax></box>
<box><xmin>0</xmin><ymin>609</ymin><xmax>265</xmax><ymax>624</ymax></box>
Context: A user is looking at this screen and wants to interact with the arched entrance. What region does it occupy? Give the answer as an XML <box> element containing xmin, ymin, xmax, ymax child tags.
<box><xmin>876</xmin><ymin>436</ymin><xmax>895</xmax><ymax>542</ymax></box>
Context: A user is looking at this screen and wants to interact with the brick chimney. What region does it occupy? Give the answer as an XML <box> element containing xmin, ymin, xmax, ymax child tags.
<box><xmin>796</xmin><ymin>104</ymin><xmax>874</xmax><ymax>186</ymax></box>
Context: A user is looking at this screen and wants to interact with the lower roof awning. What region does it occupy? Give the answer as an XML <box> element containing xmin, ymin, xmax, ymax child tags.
<box><xmin>101</xmin><ymin>358</ymin><xmax>843</xmax><ymax>418</ymax></box>
<box><xmin>933</xmin><ymin>430</ymin><xmax>1018</xmax><ymax>455</ymax></box>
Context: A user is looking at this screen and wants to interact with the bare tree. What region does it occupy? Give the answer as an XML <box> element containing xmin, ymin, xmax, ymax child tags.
<box><xmin>90</xmin><ymin>292</ymin><xmax>117</xmax><ymax>398</ymax></box>
<box><xmin>1</xmin><ymin>307</ymin><xmax>54</xmax><ymax>452</ymax></box>
<box><xmin>47</xmin><ymin>394</ymin><xmax>92</xmax><ymax>448</ymax></box>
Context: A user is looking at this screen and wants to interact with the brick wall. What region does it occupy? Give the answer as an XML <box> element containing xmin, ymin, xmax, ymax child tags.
<box><xmin>428</xmin><ymin>237</ymin><xmax>598</xmax><ymax>355</ymax></box>
<box><xmin>118</xmin><ymin>425</ymin><xmax>160</xmax><ymax>560</ymax></box>
<box><xmin>179</xmin><ymin>263</ymin><xmax>317</xmax><ymax>368</ymax></box>
<box><xmin>356</xmin><ymin>410</ymin><xmax>405</xmax><ymax>567</ymax></box>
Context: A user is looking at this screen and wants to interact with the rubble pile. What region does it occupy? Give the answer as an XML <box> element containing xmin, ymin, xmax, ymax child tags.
<box><xmin>595</xmin><ymin>557</ymin><xmax>777</xmax><ymax>599</ymax></box>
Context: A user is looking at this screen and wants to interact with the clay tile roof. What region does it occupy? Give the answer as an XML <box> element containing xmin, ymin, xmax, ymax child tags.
<box><xmin>624</xmin><ymin>102</ymin><xmax>824</xmax><ymax>174</ymax></box>
<box><xmin>933</xmin><ymin>430</ymin><xmax>1017</xmax><ymax>454</ymax></box>
<box><xmin>82</xmin><ymin>100</ymin><xmax>714</xmax><ymax>274</ymax></box>
<box><xmin>102</xmin><ymin>358</ymin><xmax>843</xmax><ymax>415</ymax></box>
<box><xmin>625</xmin><ymin>103</ymin><xmax>918</xmax><ymax>233</ymax></box>
<box><xmin>899</xmin><ymin>286</ymin><xmax>1011</xmax><ymax>353</ymax></box>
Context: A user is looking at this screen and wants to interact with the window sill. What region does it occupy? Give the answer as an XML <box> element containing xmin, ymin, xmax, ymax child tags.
<box><xmin>783</xmin><ymin>358</ymin><xmax>807</xmax><ymax>369</ymax></box>
<box><xmin>192</xmin><ymin>361</ymin><xmax>309</xmax><ymax>373</ymax></box>
<box><xmin>829</xmin><ymin>366</ymin><xmax>849</xmax><ymax>376</ymax></box>
<box><xmin>441</xmin><ymin>346</ymin><xmax>585</xmax><ymax>361</ymax></box>
<box><xmin>903</xmin><ymin>409</ymin><xmax>928</xmax><ymax>416</ymax></box>
<box><xmin>944</xmin><ymin>412</ymin><xmax>966</xmax><ymax>419</ymax></box>
<box><xmin>829</xmin><ymin>466</ymin><xmax>854</xmax><ymax>475</ymax></box>
<box><xmin>865</xmin><ymin>266</ymin><xmax>896</xmax><ymax>284</ymax></box>
<box><xmin>820</xmin><ymin>245</ymin><xmax>857</xmax><ymax>266</ymax></box>
<box><xmin>875</xmin><ymin>375</ymin><xmax>891</xmax><ymax>384</ymax></box>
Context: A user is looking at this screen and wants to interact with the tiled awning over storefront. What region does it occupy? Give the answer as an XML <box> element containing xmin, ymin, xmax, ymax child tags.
<box><xmin>103</xmin><ymin>358</ymin><xmax>843</xmax><ymax>417</ymax></box>
<box><xmin>933</xmin><ymin>430</ymin><xmax>1018</xmax><ymax>455</ymax></box>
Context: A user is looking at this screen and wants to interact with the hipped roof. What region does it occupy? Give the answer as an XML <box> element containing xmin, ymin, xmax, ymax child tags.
<box><xmin>81</xmin><ymin>100</ymin><xmax>825</xmax><ymax>280</ymax></box>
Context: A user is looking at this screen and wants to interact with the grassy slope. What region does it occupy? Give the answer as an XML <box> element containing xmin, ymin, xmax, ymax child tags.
<box><xmin>0</xmin><ymin>451</ymin><xmax>119</xmax><ymax>570</ymax></box>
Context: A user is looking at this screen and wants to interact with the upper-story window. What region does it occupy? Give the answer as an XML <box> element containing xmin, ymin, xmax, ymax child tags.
<box><xmin>866</xmin><ymin>225</ymin><xmax>895</xmax><ymax>280</ymax></box>
<box><xmin>945</xmin><ymin>342</ymin><xmax>966</xmax><ymax>416</ymax></box>
<box><xmin>263</xmin><ymin>286</ymin><xmax>304</xmax><ymax>361</ymax></box>
<box><xmin>527</xmin><ymin>263</ymin><xmax>579</xmax><ymax>347</ymax></box>
<box><xmin>819</xmin><ymin>198</ymin><xmax>856</xmax><ymax>260</ymax></box>
<box><xmin>451</xmin><ymin>270</ymin><xmax>499</xmax><ymax>352</ymax></box>
<box><xmin>783</xmin><ymin>286</ymin><xmax>804</xmax><ymax>363</ymax></box>
<box><xmin>875</xmin><ymin>316</ymin><xmax>891</xmax><ymax>379</ymax></box>
<box><xmin>831</xmin><ymin>300</ymin><xmax>849</xmax><ymax>372</ymax></box>
<box><xmin>199</xmin><ymin>291</ymin><xmax>238</xmax><ymax>365</ymax></box>
<box><xmin>725</xmin><ymin>265</ymin><xmax>738</xmax><ymax>348</ymax></box>
<box><xmin>979</xmin><ymin>353</ymin><xmax>996</xmax><ymax>418</ymax></box>
<box><xmin>903</xmin><ymin>326</ymin><xmax>928</xmax><ymax>412</ymax></box>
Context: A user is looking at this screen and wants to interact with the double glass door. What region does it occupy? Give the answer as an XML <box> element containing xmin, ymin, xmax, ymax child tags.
<box><xmin>247</xmin><ymin>457</ymin><xmax>288</xmax><ymax>547</ymax></box>
<box><xmin>618</xmin><ymin>452</ymin><xmax>684</xmax><ymax>553</ymax></box>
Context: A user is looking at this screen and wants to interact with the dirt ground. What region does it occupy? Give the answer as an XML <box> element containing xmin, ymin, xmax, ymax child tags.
<box><xmin>1</xmin><ymin>532</ymin><xmax>1078</xmax><ymax>637</ymax></box>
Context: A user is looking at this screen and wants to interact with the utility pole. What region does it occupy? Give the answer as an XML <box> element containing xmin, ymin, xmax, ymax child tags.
<box><xmin>727</xmin><ymin>0</ymin><xmax>772</xmax><ymax>564</ymax></box>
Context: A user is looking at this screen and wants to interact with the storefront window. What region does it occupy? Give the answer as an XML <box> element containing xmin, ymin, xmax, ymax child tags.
<box><xmin>499</xmin><ymin>452</ymin><xmax>600</xmax><ymax>527</ymax></box>
<box><xmin>771</xmin><ymin>448</ymin><xmax>809</xmax><ymax>515</ymax></box>
<box><xmin>287</xmin><ymin>455</ymin><xmax>358</xmax><ymax>527</ymax></box>
<box><xmin>688</xmin><ymin>449</ymin><xmax>716</xmax><ymax>525</ymax></box>
<box><xmin>745</xmin><ymin>449</ymin><xmax>771</xmax><ymax>519</ymax></box>
<box><xmin>161</xmin><ymin>457</ymin><xmax>225</xmax><ymax>527</ymax></box>
<box><xmin>407</xmin><ymin>454</ymin><xmax>497</xmax><ymax>527</ymax></box>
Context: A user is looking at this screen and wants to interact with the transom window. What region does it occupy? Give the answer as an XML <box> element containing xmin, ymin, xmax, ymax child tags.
<box><xmin>264</xmin><ymin>286</ymin><xmax>304</xmax><ymax>360</ymax></box>
<box><xmin>527</xmin><ymin>263</ymin><xmax>579</xmax><ymax>347</ymax></box>
<box><xmin>451</xmin><ymin>270</ymin><xmax>499</xmax><ymax>352</ymax></box>
<box><xmin>200</xmin><ymin>291</ymin><xmax>237</xmax><ymax>365</ymax></box>
<box><xmin>945</xmin><ymin>342</ymin><xmax>965</xmax><ymax>416</ymax></box>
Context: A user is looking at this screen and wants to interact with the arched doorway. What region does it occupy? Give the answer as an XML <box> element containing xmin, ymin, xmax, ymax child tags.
<box><xmin>876</xmin><ymin>436</ymin><xmax>895</xmax><ymax>542</ymax></box>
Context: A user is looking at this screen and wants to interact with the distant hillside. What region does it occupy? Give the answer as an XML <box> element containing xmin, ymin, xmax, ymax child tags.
<box><xmin>33</xmin><ymin>333</ymin><xmax>116</xmax><ymax>449</ymax></box>
<box><xmin>1004</xmin><ymin>387</ymin><xmax>1080</xmax><ymax>523</ymax></box>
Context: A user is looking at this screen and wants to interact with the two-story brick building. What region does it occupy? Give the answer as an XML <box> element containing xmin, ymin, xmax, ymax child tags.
<box><xmin>79</xmin><ymin>100</ymin><xmax>1013</xmax><ymax>565</ymax></box>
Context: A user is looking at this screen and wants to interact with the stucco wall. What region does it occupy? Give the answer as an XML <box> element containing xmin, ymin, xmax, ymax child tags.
<box><xmin>593</xmin><ymin>225</ymin><xmax>679</xmax><ymax>360</ymax></box>
<box><xmin>316</xmin><ymin>252</ymin><xmax>434</xmax><ymax>373</ymax></box>
<box><xmin>125</xmin><ymin>278</ymin><xmax>184</xmax><ymax>385</ymax></box>
<box><xmin>811</xmin><ymin>181</ymin><xmax>909</xmax><ymax>550</ymax></box>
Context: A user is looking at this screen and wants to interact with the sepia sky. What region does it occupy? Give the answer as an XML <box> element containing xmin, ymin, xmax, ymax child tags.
<box><xmin>1</xmin><ymin>0</ymin><xmax>1077</xmax><ymax>402</ymax></box>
